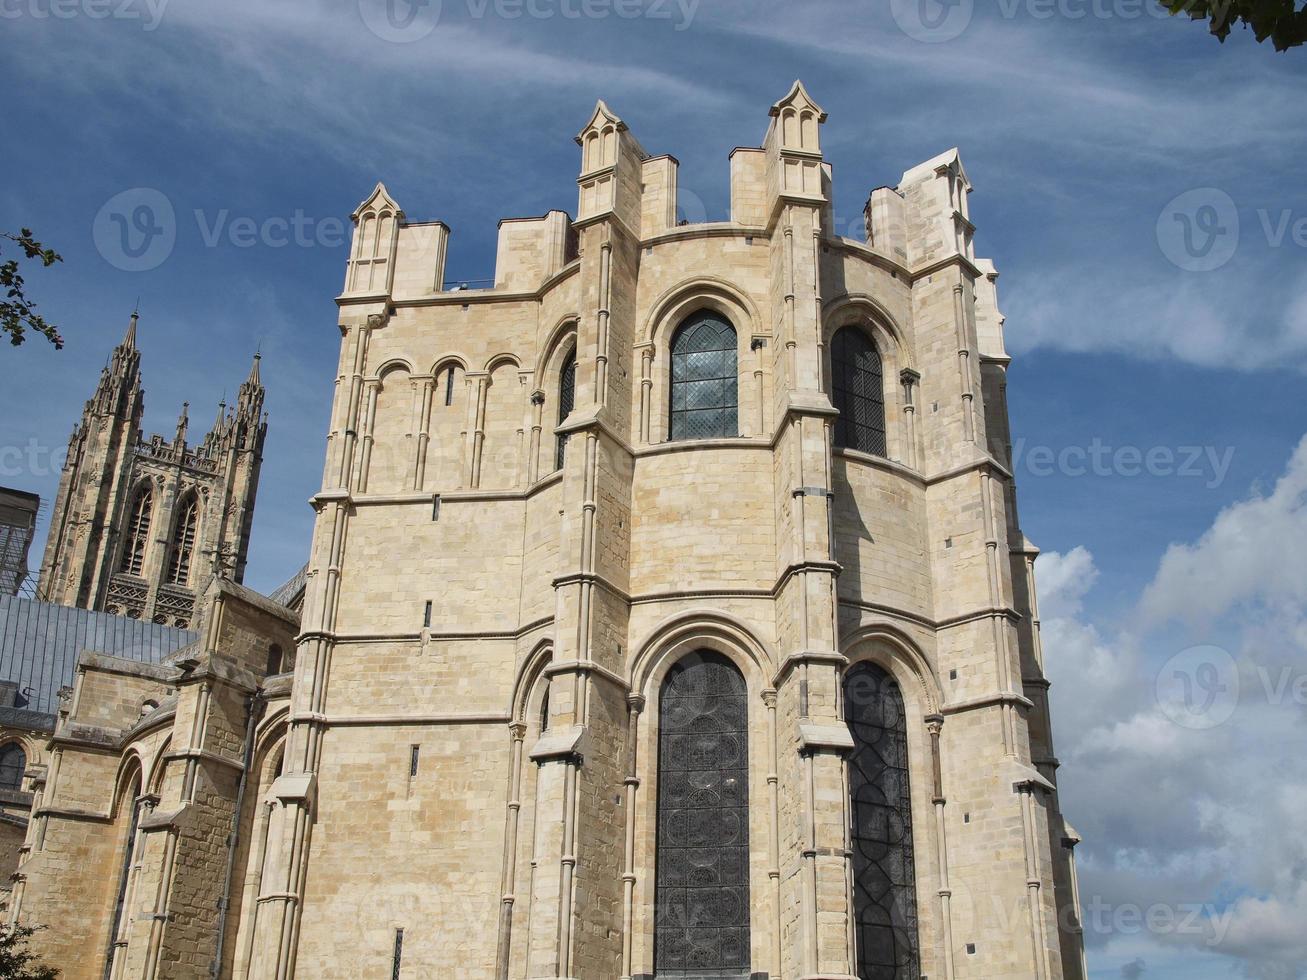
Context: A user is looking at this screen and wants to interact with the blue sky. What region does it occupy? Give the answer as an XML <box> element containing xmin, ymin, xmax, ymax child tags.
<box><xmin>2</xmin><ymin>1</ymin><xmax>1306</xmax><ymax>976</ymax></box>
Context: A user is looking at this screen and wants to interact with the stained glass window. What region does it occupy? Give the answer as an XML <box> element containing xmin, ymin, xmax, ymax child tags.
<box><xmin>0</xmin><ymin>744</ymin><xmax>25</xmax><ymax>791</ymax></box>
<box><xmin>832</xmin><ymin>327</ymin><xmax>887</xmax><ymax>457</ymax></box>
<box><xmin>843</xmin><ymin>662</ymin><xmax>920</xmax><ymax>980</ymax></box>
<box><xmin>557</xmin><ymin>351</ymin><xmax>576</xmax><ymax>471</ymax></box>
<box><xmin>670</xmin><ymin>312</ymin><xmax>738</xmax><ymax>441</ymax></box>
<box><xmin>655</xmin><ymin>652</ymin><xmax>751</xmax><ymax>977</ymax></box>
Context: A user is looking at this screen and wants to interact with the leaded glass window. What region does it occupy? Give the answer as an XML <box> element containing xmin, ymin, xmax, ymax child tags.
<box><xmin>832</xmin><ymin>327</ymin><xmax>887</xmax><ymax>457</ymax></box>
<box><xmin>0</xmin><ymin>743</ymin><xmax>25</xmax><ymax>791</ymax></box>
<box><xmin>655</xmin><ymin>652</ymin><xmax>750</xmax><ymax>977</ymax></box>
<box><xmin>669</xmin><ymin>312</ymin><xmax>738</xmax><ymax>441</ymax></box>
<box><xmin>167</xmin><ymin>494</ymin><xmax>199</xmax><ymax>586</ymax></box>
<box><xmin>556</xmin><ymin>351</ymin><xmax>576</xmax><ymax>471</ymax></box>
<box><xmin>119</xmin><ymin>485</ymin><xmax>153</xmax><ymax>576</ymax></box>
<box><xmin>843</xmin><ymin>662</ymin><xmax>920</xmax><ymax>980</ymax></box>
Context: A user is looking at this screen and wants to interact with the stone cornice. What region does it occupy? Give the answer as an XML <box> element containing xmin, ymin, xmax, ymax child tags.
<box><xmin>910</xmin><ymin>251</ymin><xmax>984</xmax><ymax>284</ymax></box>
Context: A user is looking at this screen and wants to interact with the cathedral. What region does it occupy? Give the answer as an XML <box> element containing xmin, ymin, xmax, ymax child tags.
<box><xmin>10</xmin><ymin>83</ymin><xmax>1086</xmax><ymax>979</ymax></box>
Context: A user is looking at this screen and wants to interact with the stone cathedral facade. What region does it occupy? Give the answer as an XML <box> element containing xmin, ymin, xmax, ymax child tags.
<box><xmin>36</xmin><ymin>314</ymin><xmax>266</xmax><ymax>629</ymax></box>
<box><xmin>12</xmin><ymin>83</ymin><xmax>1086</xmax><ymax>980</ymax></box>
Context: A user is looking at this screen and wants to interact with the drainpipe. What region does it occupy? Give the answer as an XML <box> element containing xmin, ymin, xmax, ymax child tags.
<box><xmin>212</xmin><ymin>691</ymin><xmax>265</xmax><ymax>978</ymax></box>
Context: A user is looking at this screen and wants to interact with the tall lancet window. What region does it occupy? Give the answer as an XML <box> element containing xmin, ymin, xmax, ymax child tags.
<box><xmin>655</xmin><ymin>652</ymin><xmax>750</xmax><ymax>977</ymax></box>
<box><xmin>844</xmin><ymin>662</ymin><xmax>920</xmax><ymax>980</ymax></box>
<box><xmin>104</xmin><ymin>772</ymin><xmax>143</xmax><ymax>980</ymax></box>
<box><xmin>556</xmin><ymin>350</ymin><xmax>576</xmax><ymax>471</ymax></box>
<box><xmin>832</xmin><ymin>327</ymin><xmax>887</xmax><ymax>457</ymax></box>
<box><xmin>167</xmin><ymin>494</ymin><xmax>199</xmax><ymax>586</ymax></box>
<box><xmin>119</xmin><ymin>485</ymin><xmax>153</xmax><ymax>576</ymax></box>
<box><xmin>669</xmin><ymin>311</ymin><xmax>738</xmax><ymax>441</ymax></box>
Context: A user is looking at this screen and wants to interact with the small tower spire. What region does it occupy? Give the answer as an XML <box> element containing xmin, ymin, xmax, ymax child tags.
<box><xmin>246</xmin><ymin>350</ymin><xmax>261</xmax><ymax>387</ymax></box>
<box><xmin>123</xmin><ymin>309</ymin><xmax>139</xmax><ymax>349</ymax></box>
<box><xmin>175</xmin><ymin>401</ymin><xmax>189</xmax><ymax>446</ymax></box>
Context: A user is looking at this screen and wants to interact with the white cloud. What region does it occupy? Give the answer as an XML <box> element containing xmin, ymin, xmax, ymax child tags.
<box><xmin>1141</xmin><ymin>434</ymin><xmax>1307</xmax><ymax>624</ymax></box>
<box><xmin>1037</xmin><ymin>545</ymin><xmax>1098</xmax><ymax>618</ymax></box>
<box><xmin>1042</xmin><ymin>439</ymin><xmax>1307</xmax><ymax>977</ymax></box>
<box><xmin>1005</xmin><ymin>270</ymin><xmax>1307</xmax><ymax>373</ymax></box>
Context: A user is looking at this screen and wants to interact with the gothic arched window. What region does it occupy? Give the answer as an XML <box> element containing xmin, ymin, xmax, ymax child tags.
<box><xmin>655</xmin><ymin>652</ymin><xmax>750</xmax><ymax>976</ymax></box>
<box><xmin>556</xmin><ymin>350</ymin><xmax>576</xmax><ymax>471</ymax></box>
<box><xmin>832</xmin><ymin>327</ymin><xmax>887</xmax><ymax>457</ymax></box>
<box><xmin>843</xmin><ymin>661</ymin><xmax>920</xmax><ymax>980</ymax></box>
<box><xmin>119</xmin><ymin>485</ymin><xmax>153</xmax><ymax>576</ymax></box>
<box><xmin>104</xmin><ymin>771</ymin><xmax>143</xmax><ymax>980</ymax></box>
<box><xmin>167</xmin><ymin>494</ymin><xmax>199</xmax><ymax>586</ymax></box>
<box><xmin>0</xmin><ymin>743</ymin><xmax>26</xmax><ymax>791</ymax></box>
<box><xmin>669</xmin><ymin>311</ymin><xmax>738</xmax><ymax>441</ymax></box>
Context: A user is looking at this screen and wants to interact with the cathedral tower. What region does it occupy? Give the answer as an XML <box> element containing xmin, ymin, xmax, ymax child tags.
<box><xmin>239</xmin><ymin>83</ymin><xmax>1082</xmax><ymax>979</ymax></box>
<box><xmin>36</xmin><ymin>315</ymin><xmax>266</xmax><ymax>628</ymax></box>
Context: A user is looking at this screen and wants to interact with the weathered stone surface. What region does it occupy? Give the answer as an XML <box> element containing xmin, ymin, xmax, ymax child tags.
<box><xmin>11</xmin><ymin>83</ymin><xmax>1086</xmax><ymax>980</ymax></box>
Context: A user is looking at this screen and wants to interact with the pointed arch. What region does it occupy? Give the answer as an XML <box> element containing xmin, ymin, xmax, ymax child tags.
<box><xmin>844</xmin><ymin>661</ymin><xmax>920</xmax><ymax>979</ymax></box>
<box><xmin>0</xmin><ymin>741</ymin><xmax>26</xmax><ymax>792</ymax></box>
<box><xmin>556</xmin><ymin>348</ymin><xmax>577</xmax><ymax>470</ymax></box>
<box><xmin>167</xmin><ymin>492</ymin><xmax>200</xmax><ymax>586</ymax></box>
<box><xmin>669</xmin><ymin>310</ymin><xmax>738</xmax><ymax>441</ymax></box>
<box><xmin>831</xmin><ymin>326</ymin><xmax>886</xmax><ymax>457</ymax></box>
<box><xmin>145</xmin><ymin>736</ymin><xmax>172</xmax><ymax>799</ymax></box>
<box><xmin>841</xmin><ymin>624</ymin><xmax>942</xmax><ymax>716</ymax></box>
<box><xmin>119</xmin><ymin>483</ymin><xmax>154</xmax><ymax>576</ymax></box>
<box><xmin>629</xmin><ymin>609</ymin><xmax>776</xmax><ymax>696</ymax></box>
<box><xmin>510</xmin><ymin>640</ymin><xmax>555</xmax><ymax>725</ymax></box>
<box><xmin>654</xmin><ymin>651</ymin><xmax>751</xmax><ymax>976</ymax></box>
<box><xmin>103</xmin><ymin>760</ymin><xmax>144</xmax><ymax>980</ymax></box>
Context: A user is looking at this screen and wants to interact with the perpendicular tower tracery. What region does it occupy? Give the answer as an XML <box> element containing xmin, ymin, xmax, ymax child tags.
<box><xmin>36</xmin><ymin>315</ymin><xmax>267</xmax><ymax>628</ymax></box>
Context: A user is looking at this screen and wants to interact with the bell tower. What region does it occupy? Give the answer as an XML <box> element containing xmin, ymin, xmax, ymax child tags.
<box><xmin>36</xmin><ymin>315</ymin><xmax>267</xmax><ymax>627</ymax></box>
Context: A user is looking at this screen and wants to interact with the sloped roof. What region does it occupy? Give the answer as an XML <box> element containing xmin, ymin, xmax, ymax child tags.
<box><xmin>0</xmin><ymin>595</ymin><xmax>197</xmax><ymax>720</ymax></box>
<box><xmin>267</xmin><ymin>563</ymin><xmax>308</xmax><ymax>611</ymax></box>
